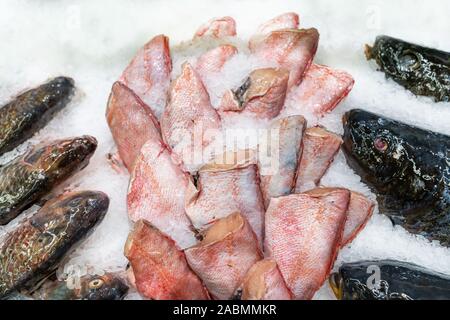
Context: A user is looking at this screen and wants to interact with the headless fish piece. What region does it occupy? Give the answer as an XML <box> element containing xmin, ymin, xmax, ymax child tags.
<box><xmin>195</xmin><ymin>45</ymin><xmax>238</xmax><ymax>81</ymax></box>
<box><xmin>236</xmin><ymin>259</ymin><xmax>292</xmax><ymax>300</ymax></box>
<box><xmin>0</xmin><ymin>77</ymin><xmax>75</xmax><ymax>156</ymax></box>
<box><xmin>265</xmin><ymin>188</ymin><xmax>350</xmax><ymax>299</ymax></box>
<box><xmin>194</xmin><ymin>16</ymin><xmax>237</xmax><ymax>39</ymax></box>
<box><xmin>0</xmin><ymin>191</ymin><xmax>109</xmax><ymax>298</ymax></box>
<box><xmin>32</xmin><ymin>272</ymin><xmax>129</xmax><ymax>300</ymax></box>
<box><xmin>250</xmin><ymin>28</ymin><xmax>319</xmax><ymax>88</ymax></box>
<box><xmin>341</xmin><ymin>192</ymin><xmax>375</xmax><ymax>247</ymax></box>
<box><xmin>365</xmin><ymin>35</ymin><xmax>450</xmax><ymax>102</ymax></box>
<box><xmin>330</xmin><ymin>260</ymin><xmax>450</xmax><ymax>300</ymax></box>
<box><xmin>161</xmin><ymin>63</ymin><xmax>221</xmax><ymax>171</ymax></box>
<box><xmin>124</xmin><ymin>220</ymin><xmax>210</xmax><ymax>300</ymax></box>
<box><xmin>218</xmin><ymin>68</ymin><xmax>289</xmax><ymax>120</ymax></box>
<box><xmin>127</xmin><ymin>139</ymin><xmax>197</xmax><ymax>249</ymax></box>
<box><xmin>0</xmin><ymin>136</ymin><xmax>97</xmax><ymax>225</ymax></box>
<box><xmin>294</xmin><ymin>126</ymin><xmax>342</xmax><ymax>193</ymax></box>
<box><xmin>285</xmin><ymin>64</ymin><xmax>354</xmax><ymax>117</ymax></box>
<box><xmin>342</xmin><ymin>109</ymin><xmax>450</xmax><ymax>246</ymax></box>
<box><xmin>185</xmin><ymin>213</ymin><xmax>263</xmax><ymax>300</ymax></box>
<box><xmin>185</xmin><ymin>151</ymin><xmax>265</xmax><ymax>246</ymax></box>
<box><xmin>260</xmin><ymin>115</ymin><xmax>306</xmax><ymax>208</ymax></box>
<box><xmin>119</xmin><ymin>34</ymin><xmax>172</xmax><ymax>119</ymax></box>
<box><xmin>249</xmin><ymin>12</ymin><xmax>300</xmax><ymax>49</ymax></box>
<box><xmin>106</xmin><ymin>82</ymin><xmax>161</xmax><ymax>171</ymax></box>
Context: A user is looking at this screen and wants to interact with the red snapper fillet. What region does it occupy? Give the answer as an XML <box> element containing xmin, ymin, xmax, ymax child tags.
<box><xmin>238</xmin><ymin>259</ymin><xmax>292</xmax><ymax>300</ymax></box>
<box><xmin>218</xmin><ymin>68</ymin><xmax>289</xmax><ymax>120</ymax></box>
<box><xmin>106</xmin><ymin>81</ymin><xmax>161</xmax><ymax>171</ymax></box>
<box><xmin>259</xmin><ymin>115</ymin><xmax>306</xmax><ymax>208</ymax></box>
<box><xmin>249</xmin><ymin>12</ymin><xmax>300</xmax><ymax>48</ymax></box>
<box><xmin>194</xmin><ymin>16</ymin><xmax>237</xmax><ymax>39</ymax></box>
<box><xmin>185</xmin><ymin>213</ymin><xmax>262</xmax><ymax>300</ymax></box>
<box><xmin>161</xmin><ymin>63</ymin><xmax>221</xmax><ymax>171</ymax></box>
<box><xmin>250</xmin><ymin>28</ymin><xmax>319</xmax><ymax>88</ymax></box>
<box><xmin>286</xmin><ymin>64</ymin><xmax>354</xmax><ymax>117</ymax></box>
<box><xmin>127</xmin><ymin>139</ymin><xmax>197</xmax><ymax>249</ymax></box>
<box><xmin>265</xmin><ymin>188</ymin><xmax>350</xmax><ymax>299</ymax></box>
<box><xmin>124</xmin><ymin>220</ymin><xmax>209</xmax><ymax>300</ymax></box>
<box><xmin>119</xmin><ymin>34</ymin><xmax>172</xmax><ymax>119</ymax></box>
<box><xmin>294</xmin><ymin>126</ymin><xmax>342</xmax><ymax>193</ymax></box>
<box><xmin>341</xmin><ymin>192</ymin><xmax>375</xmax><ymax>247</ymax></box>
<box><xmin>185</xmin><ymin>151</ymin><xmax>265</xmax><ymax>246</ymax></box>
<box><xmin>195</xmin><ymin>45</ymin><xmax>238</xmax><ymax>79</ymax></box>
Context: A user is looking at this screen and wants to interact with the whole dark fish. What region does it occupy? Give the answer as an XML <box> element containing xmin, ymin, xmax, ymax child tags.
<box><xmin>330</xmin><ymin>260</ymin><xmax>450</xmax><ymax>300</ymax></box>
<box><xmin>0</xmin><ymin>77</ymin><xmax>75</xmax><ymax>156</ymax></box>
<box><xmin>342</xmin><ymin>109</ymin><xmax>450</xmax><ymax>245</ymax></box>
<box><xmin>0</xmin><ymin>191</ymin><xmax>109</xmax><ymax>298</ymax></box>
<box><xmin>30</xmin><ymin>272</ymin><xmax>129</xmax><ymax>300</ymax></box>
<box><xmin>0</xmin><ymin>136</ymin><xmax>97</xmax><ymax>225</ymax></box>
<box><xmin>365</xmin><ymin>35</ymin><xmax>450</xmax><ymax>102</ymax></box>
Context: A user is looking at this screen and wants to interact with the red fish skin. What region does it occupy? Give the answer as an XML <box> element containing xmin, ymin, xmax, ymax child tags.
<box><xmin>124</xmin><ymin>220</ymin><xmax>210</xmax><ymax>300</ymax></box>
<box><xmin>127</xmin><ymin>139</ymin><xmax>197</xmax><ymax>249</ymax></box>
<box><xmin>218</xmin><ymin>68</ymin><xmax>289</xmax><ymax>120</ymax></box>
<box><xmin>119</xmin><ymin>34</ymin><xmax>172</xmax><ymax>119</ymax></box>
<box><xmin>250</xmin><ymin>28</ymin><xmax>319</xmax><ymax>89</ymax></box>
<box><xmin>195</xmin><ymin>45</ymin><xmax>238</xmax><ymax>79</ymax></box>
<box><xmin>185</xmin><ymin>213</ymin><xmax>263</xmax><ymax>300</ymax></box>
<box><xmin>240</xmin><ymin>258</ymin><xmax>293</xmax><ymax>300</ymax></box>
<box><xmin>106</xmin><ymin>82</ymin><xmax>161</xmax><ymax>172</ymax></box>
<box><xmin>185</xmin><ymin>155</ymin><xmax>265</xmax><ymax>247</ymax></box>
<box><xmin>249</xmin><ymin>12</ymin><xmax>300</xmax><ymax>49</ymax></box>
<box><xmin>285</xmin><ymin>64</ymin><xmax>355</xmax><ymax>117</ymax></box>
<box><xmin>341</xmin><ymin>192</ymin><xmax>375</xmax><ymax>247</ymax></box>
<box><xmin>265</xmin><ymin>188</ymin><xmax>350</xmax><ymax>300</ymax></box>
<box><xmin>161</xmin><ymin>63</ymin><xmax>221</xmax><ymax>171</ymax></box>
<box><xmin>194</xmin><ymin>16</ymin><xmax>237</xmax><ymax>39</ymax></box>
<box><xmin>294</xmin><ymin>126</ymin><xmax>343</xmax><ymax>193</ymax></box>
<box><xmin>260</xmin><ymin>115</ymin><xmax>306</xmax><ymax>208</ymax></box>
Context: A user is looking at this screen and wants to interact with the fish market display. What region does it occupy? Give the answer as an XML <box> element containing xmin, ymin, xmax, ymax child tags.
<box><xmin>0</xmin><ymin>136</ymin><xmax>97</xmax><ymax>225</ymax></box>
<box><xmin>330</xmin><ymin>260</ymin><xmax>450</xmax><ymax>300</ymax></box>
<box><xmin>365</xmin><ymin>35</ymin><xmax>450</xmax><ymax>102</ymax></box>
<box><xmin>342</xmin><ymin>109</ymin><xmax>450</xmax><ymax>246</ymax></box>
<box><xmin>0</xmin><ymin>191</ymin><xmax>109</xmax><ymax>298</ymax></box>
<box><xmin>0</xmin><ymin>77</ymin><xmax>75</xmax><ymax>156</ymax></box>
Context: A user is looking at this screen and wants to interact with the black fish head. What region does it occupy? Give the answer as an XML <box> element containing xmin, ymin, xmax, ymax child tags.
<box><xmin>25</xmin><ymin>135</ymin><xmax>97</xmax><ymax>179</ymax></box>
<box><xmin>29</xmin><ymin>191</ymin><xmax>109</xmax><ymax>256</ymax></box>
<box><xmin>79</xmin><ymin>273</ymin><xmax>129</xmax><ymax>300</ymax></box>
<box><xmin>366</xmin><ymin>36</ymin><xmax>423</xmax><ymax>82</ymax></box>
<box><xmin>342</xmin><ymin>109</ymin><xmax>408</xmax><ymax>192</ymax></box>
<box><xmin>37</xmin><ymin>77</ymin><xmax>76</xmax><ymax>108</ymax></box>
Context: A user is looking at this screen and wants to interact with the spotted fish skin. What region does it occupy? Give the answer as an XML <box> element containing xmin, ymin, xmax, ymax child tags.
<box><xmin>0</xmin><ymin>136</ymin><xmax>97</xmax><ymax>225</ymax></box>
<box><xmin>0</xmin><ymin>191</ymin><xmax>109</xmax><ymax>298</ymax></box>
<box><xmin>366</xmin><ymin>36</ymin><xmax>450</xmax><ymax>102</ymax></box>
<box><xmin>342</xmin><ymin>109</ymin><xmax>450</xmax><ymax>246</ymax></box>
<box><xmin>0</xmin><ymin>77</ymin><xmax>75</xmax><ymax>156</ymax></box>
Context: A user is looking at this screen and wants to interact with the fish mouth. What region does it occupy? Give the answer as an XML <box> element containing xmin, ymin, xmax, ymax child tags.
<box><xmin>329</xmin><ymin>272</ymin><xmax>344</xmax><ymax>300</ymax></box>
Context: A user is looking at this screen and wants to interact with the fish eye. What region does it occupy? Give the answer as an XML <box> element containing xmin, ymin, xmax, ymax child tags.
<box><xmin>89</xmin><ymin>278</ymin><xmax>104</xmax><ymax>290</ymax></box>
<box><xmin>374</xmin><ymin>137</ymin><xmax>388</xmax><ymax>152</ymax></box>
<box><xmin>399</xmin><ymin>50</ymin><xmax>421</xmax><ymax>71</ymax></box>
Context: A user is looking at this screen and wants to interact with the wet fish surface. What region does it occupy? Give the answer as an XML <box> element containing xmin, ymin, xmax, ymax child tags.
<box><xmin>342</xmin><ymin>109</ymin><xmax>450</xmax><ymax>246</ymax></box>
<box><xmin>330</xmin><ymin>260</ymin><xmax>450</xmax><ymax>300</ymax></box>
<box><xmin>366</xmin><ymin>35</ymin><xmax>450</xmax><ymax>102</ymax></box>
<box><xmin>0</xmin><ymin>191</ymin><xmax>109</xmax><ymax>298</ymax></box>
<box><xmin>0</xmin><ymin>136</ymin><xmax>97</xmax><ymax>225</ymax></box>
<box><xmin>0</xmin><ymin>77</ymin><xmax>75</xmax><ymax>156</ymax></box>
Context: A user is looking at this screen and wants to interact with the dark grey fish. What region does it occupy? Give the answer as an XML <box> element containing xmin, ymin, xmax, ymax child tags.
<box><xmin>0</xmin><ymin>77</ymin><xmax>75</xmax><ymax>156</ymax></box>
<box><xmin>342</xmin><ymin>109</ymin><xmax>450</xmax><ymax>245</ymax></box>
<box><xmin>0</xmin><ymin>136</ymin><xmax>97</xmax><ymax>225</ymax></box>
<box><xmin>365</xmin><ymin>35</ymin><xmax>450</xmax><ymax>102</ymax></box>
<box><xmin>0</xmin><ymin>191</ymin><xmax>109</xmax><ymax>298</ymax></box>
<box><xmin>330</xmin><ymin>260</ymin><xmax>450</xmax><ymax>300</ymax></box>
